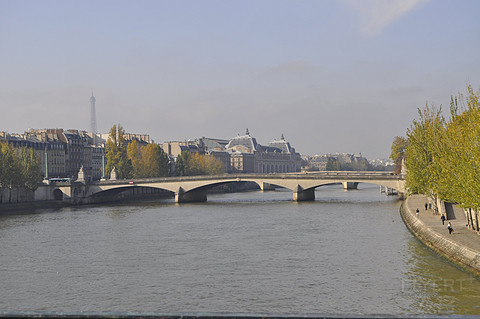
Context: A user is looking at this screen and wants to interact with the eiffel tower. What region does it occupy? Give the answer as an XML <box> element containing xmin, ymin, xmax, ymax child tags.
<box><xmin>90</xmin><ymin>90</ymin><xmax>97</xmax><ymax>144</ymax></box>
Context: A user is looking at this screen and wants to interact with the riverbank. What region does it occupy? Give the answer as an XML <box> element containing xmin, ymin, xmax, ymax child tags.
<box><xmin>401</xmin><ymin>194</ymin><xmax>480</xmax><ymax>277</ymax></box>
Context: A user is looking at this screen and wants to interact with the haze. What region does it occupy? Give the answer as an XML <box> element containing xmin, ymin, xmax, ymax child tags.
<box><xmin>1</xmin><ymin>0</ymin><xmax>479</xmax><ymax>159</ymax></box>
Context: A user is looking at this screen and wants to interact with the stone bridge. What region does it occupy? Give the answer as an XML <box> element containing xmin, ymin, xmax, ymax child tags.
<box><xmin>55</xmin><ymin>171</ymin><xmax>405</xmax><ymax>204</ymax></box>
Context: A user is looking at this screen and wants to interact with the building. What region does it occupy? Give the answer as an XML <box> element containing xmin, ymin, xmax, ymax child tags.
<box><xmin>91</xmin><ymin>145</ymin><xmax>106</xmax><ymax>180</ymax></box>
<box><xmin>302</xmin><ymin>153</ymin><xmax>373</xmax><ymax>171</ymax></box>
<box><xmin>225</xmin><ymin>129</ymin><xmax>302</xmax><ymax>173</ymax></box>
<box><xmin>27</xmin><ymin>128</ymin><xmax>106</xmax><ymax>181</ymax></box>
<box><xmin>302</xmin><ymin>155</ymin><xmax>328</xmax><ymax>171</ymax></box>
<box><xmin>162</xmin><ymin>140</ymin><xmax>205</xmax><ymax>158</ymax></box>
<box><xmin>2</xmin><ymin>130</ymin><xmax>67</xmax><ymax>179</ymax></box>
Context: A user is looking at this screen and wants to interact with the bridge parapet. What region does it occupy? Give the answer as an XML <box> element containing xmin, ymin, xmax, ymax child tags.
<box><xmin>55</xmin><ymin>172</ymin><xmax>405</xmax><ymax>204</ymax></box>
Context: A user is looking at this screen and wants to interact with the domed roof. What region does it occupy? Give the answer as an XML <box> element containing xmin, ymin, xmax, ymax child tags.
<box><xmin>226</xmin><ymin>128</ymin><xmax>258</xmax><ymax>152</ymax></box>
<box><xmin>268</xmin><ymin>134</ymin><xmax>295</xmax><ymax>154</ymax></box>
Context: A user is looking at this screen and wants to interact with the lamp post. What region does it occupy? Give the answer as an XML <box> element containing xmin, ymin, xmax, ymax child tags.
<box><xmin>44</xmin><ymin>146</ymin><xmax>49</xmax><ymax>180</ymax></box>
<box><xmin>101</xmin><ymin>154</ymin><xmax>105</xmax><ymax>180</ymax></box>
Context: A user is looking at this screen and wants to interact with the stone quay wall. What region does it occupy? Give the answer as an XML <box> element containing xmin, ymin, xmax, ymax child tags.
<box><xmin>401</xmin><ymin>194</ymin><xmax>480</xmax><ymax>277</ymax></box>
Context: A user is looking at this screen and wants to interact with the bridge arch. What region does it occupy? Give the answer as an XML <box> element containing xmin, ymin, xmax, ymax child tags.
<box><xmin>63</xmin><ymin>172</ymin><xmax>405</xmax><ymax>204</ymax></box>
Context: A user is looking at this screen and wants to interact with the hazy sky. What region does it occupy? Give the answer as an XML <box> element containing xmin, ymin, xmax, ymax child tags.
<box><xmin>1</xmin><ymin>0</ymin><xmax>479</xmax><ymax>159</ymax></box>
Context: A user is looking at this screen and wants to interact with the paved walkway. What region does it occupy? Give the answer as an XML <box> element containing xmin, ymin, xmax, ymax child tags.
<box><xmin>404</xmin><ymin>194</ymin><xmax>480</xmax><ymax>276</ymax></box>
<box><xmin>406</xmin><ymin>194</ymin><xmax>480</xmax><ymax>252</ymax></box>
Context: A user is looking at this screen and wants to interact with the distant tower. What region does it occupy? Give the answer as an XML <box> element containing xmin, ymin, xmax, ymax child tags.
<box><xmin>90</xmin><ymin>90</ymin><xmax>98</xmax><ymax>144</ymax></box>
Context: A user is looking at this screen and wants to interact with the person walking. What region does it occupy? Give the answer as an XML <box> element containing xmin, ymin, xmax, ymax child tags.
<box><xmin>425</xmin><ymin>203</ymin><xmax>428</xmax><ymax>210</ymax></box>
<box><xmin>447</xmin><ymin>222</ymin><xmax>454</xmax><ymax>234</ymax></box>
<box><xmin>441</xmin><ymin>214</ymin><xmax>445</xmax><ymax>225</ymax></box>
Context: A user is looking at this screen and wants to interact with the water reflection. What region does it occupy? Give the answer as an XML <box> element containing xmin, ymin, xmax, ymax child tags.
<box><xmin>0</xmin><ymin>185</ymin><xmax>479</xmax><ymax>315</ymax></box>
<box><xmin>402</xmin><ymin>237</ymin><xmax>480</xmax><ymax>314</ymax></box>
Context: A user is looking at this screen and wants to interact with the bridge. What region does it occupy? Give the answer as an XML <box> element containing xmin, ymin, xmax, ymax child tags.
<box><xmin>55</xmin><ymin>171</ymin><xmax>406</xmax><ymax>204</ymax></box>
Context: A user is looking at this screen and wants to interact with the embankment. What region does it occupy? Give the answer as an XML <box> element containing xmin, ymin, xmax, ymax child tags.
<box><xmin>401</xmin><ymin>194</ymin><xmax>480</xmax><ymax>277</ymax></box>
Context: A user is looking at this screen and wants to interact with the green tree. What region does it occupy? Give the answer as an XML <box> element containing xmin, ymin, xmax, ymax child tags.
<box><xmin>175</xmin><ymin>151</ymin><xmax>188</xmax><ymax>176</ymax></box>
<box><xmin>326</xmin><ymin>157</ymin><xmax>340</xmax><ymax>171</ymax></box>
<box><xmin>105</xmin><ymin>124</ymin><xmax>133</xmax><ymax>179</ymax></box>
<box><xmin>0</xmin><ymin>142</ymin><xmax>22</xmax><ymax>188</ymax></box>
<box><xmin>440</xmin><ymin>86</ymin><xmax>480</xmax><ymax>208</ymax></box>
<box><xmin>404</xmin><ymin>104</ymin><xmax>445</xmax><ymax>198</ymax></box>
<box><xmin>390</xmin><ymin>136</ymin><xmax>407</xmax><ymax>174</ymax></box>
<box><xmin>20</xmin><ymin>147</ymin><xmax>42</xmax><ymax>190</ymax></box>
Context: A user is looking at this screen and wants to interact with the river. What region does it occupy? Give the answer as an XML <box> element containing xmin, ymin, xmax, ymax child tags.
<box><xmin>0</xmin><ymin>184</ymin><xmax>479</xmax><ymax>316</ymax></box>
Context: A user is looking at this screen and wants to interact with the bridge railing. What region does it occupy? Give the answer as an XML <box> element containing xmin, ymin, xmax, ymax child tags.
<box><xmin>90</xmin><ymin>171</ymin><xmax>404</xmax><ymax>186</ymax></box>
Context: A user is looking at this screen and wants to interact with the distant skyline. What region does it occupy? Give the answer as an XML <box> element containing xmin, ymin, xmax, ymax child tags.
<box><xmin>1</xmin><ymin>0</ymin><xmax>479</xmax><ymax>159</ymax></box>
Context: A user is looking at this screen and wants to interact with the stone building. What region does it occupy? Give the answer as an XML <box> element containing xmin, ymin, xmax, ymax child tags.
<box><xmin>26</xmin><ymin>128</ymin><xmax>106</xmax><ymax>181</ymax></box>
<box><xmin>162</xmin><ymin>140</ymin><xmax>205</xmax><ymax>158</ymax></box>
<box><xmin>225</xmin><ymin>129</ymin><xmax>302</xmax><ymax>173</ymax></box>
<box><xmin>91</xmin><ymin>145</ymin><xmax>106</xmax><ymax>180</ymax></box>
<box><xmin>1</xmin><ymin>131</ymin><xmax>67</xmax><ymax>179</ymax></box>
<box><xmin>302</xmin><ymin>155</ymin><xmax>328</xmax><ymax>171</ymax></box>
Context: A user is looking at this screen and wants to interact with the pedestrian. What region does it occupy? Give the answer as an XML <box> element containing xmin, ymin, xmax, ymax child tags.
<box><xmin>416</xmin><ymin>208</ymin><xmax>419</xmax><ymax>217</ymax></box>
<box><xmin>425</xmin><ymin>203</ymin><xmax>428</xmax><ymax>210</ymax></box>
<box><xmin>447</xmin><ymin>222</ymin><xmax>454</xmax><ymax>234</ymax></box>
<box><xmin>441</xmin><ymin>214</ymin><xmax>445</xmax><ymax>225</ymax></box>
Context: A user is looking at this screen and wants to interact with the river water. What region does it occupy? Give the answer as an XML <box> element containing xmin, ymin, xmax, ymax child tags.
<box><xmin>0</xmin><ymin>184</ymin><xmax>479</xmax><ymax>316</ymax></box>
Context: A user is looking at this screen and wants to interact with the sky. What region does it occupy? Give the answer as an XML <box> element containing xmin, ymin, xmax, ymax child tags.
<box><xmin>1</xmin><ymin>0</ymin><xmax>479</xmax><ymax>160</ymax></box>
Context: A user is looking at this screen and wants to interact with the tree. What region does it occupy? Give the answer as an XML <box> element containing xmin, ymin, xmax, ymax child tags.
<box><xmin>175</xmin><ymin>151</ymin><xmax>188</xmax><ymax>176</ymax></box>
<box><xmin>202</xmin><ymin>154</ymin><xmax>224</xmax><ymax>175</ymax></box>
<box><xmin>0</xmin><ymin>142</ymin><xmax>42</xmax><ymax>189</ymax></box>
<box><xmin>403</xmin><ymin>86</ymin><xmax>480</xmax><ymax>207</ymax></box>
<box><xmin>141</xmin><ymin>143</ymin><xmax>170</xmax><ymax>177</ymax></box>
<box><xmin>440</xmin><ymin>86</ymin><xmax>480</xmax><ymax>208</ymax></box>
<box><xmin>326</xmin><ymin>157</ymin><xmax>340</xmax><ymax>171</ymax></box>
<box><xmin>105</xmin><ymin>124</ymin><xmax>133</xmax><ymax>179</ymax></box>
<box><xmin>174</xmin><ymin>151</ymin><xmax>224</xmax><ymax>176</ymax></box>
<box><xmin>390</xmin><ymin>136</ymin><xmax>407</xmax><ymax>174</ymax></box>
<box><xmin>127</xmin><ymin>141</ymin><xmax>170</xmax><ymax>178</ymax></box>
<box><xmin>0</xmin><ymin>142</ymin><xmax>22</xmax><ymax>188</ymax></box>
<box><xmin>20</xmin><ymin>147</ymin><xmax>42</xmax><ymax>190</ymax></box>
<box><xmin>127</xmin><ymin>140</ymin><xmax>144</xmax><ymax>177</ymax></box>
<box><xmin>404</xmin><ymin>104</ymin><xmax>445</xmax><ymax>199</ymax></box>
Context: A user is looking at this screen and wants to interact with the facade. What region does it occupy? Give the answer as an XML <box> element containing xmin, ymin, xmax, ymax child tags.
<box><xmin>225</xmin><ymin>130</ymin><xmax>302</xmax><ymax>173</ymax></box>
<box><xmin>230</xmin><ymin>150</ymin><xmax>255</xmax><ymax>173</ymax></box>
<box><xmin>61</xmin><ymin>130</ymin><xmax>88</xmax><ymax>180</ymax></box>
<box><xmin>302</xmin><ymin>153</ymin><xmax>373</xmax><ymax>172</ymax></box>
<box><xmin>162</xmin><ymin>132</ymin><xmax>302</xmax><ymax>174</ymax></box>
<box><xmin>26</xmin><ymin>128</ymin><xmax>106</xmax><ymax>181</ymax></box>
<box><xmin>162</xmin><ymin>141</ymin><xmax>205</xmax><ymax>158</ymax></box>
<box><xmin>91</xmin><ymin>145</ymin><xmax>106</xmax><ymax>180</ymax></box>
<box><xmin>2</xmin><ymin>131</ymin><xmax>67</xmax><ymax>179</ymax></box>
<box><xmin>207</xmin><ymin>149</ymin><xmax>231</xmax><ymax>173</ymax></box>
<box><xmin>302</xmin><ymin>155</ymin><xmax>328</xmax><ymax>171</ymax></box>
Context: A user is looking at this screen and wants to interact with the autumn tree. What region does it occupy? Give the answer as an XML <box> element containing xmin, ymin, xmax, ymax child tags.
<box><xmin>175</xmin><ymin>151</ymin><xmax>224</xmax><ymax>176</ymax></box>
<box><xmin>126</xmin><ymin>140</ymin><xmax>170</xmax><ymax>178</ymax></box>
<box><xmin>141</xmin><ymin>143</ymin><xmax>170</xmax><ymax>177</ymax></box>
<box><xmin>127</xmin><ymin>140</ymin><xmax>144</xmax><ymax>177</ymax></box>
